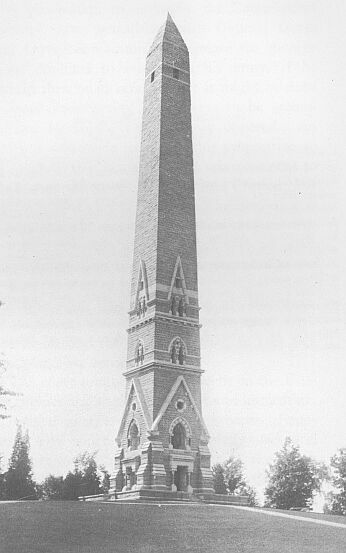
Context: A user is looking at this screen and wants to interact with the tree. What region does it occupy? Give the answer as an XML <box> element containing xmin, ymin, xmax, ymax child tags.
<box><xmin>237</xmin><ymin>483</ymin><xmax>258</xmax><ymax>507</ymax></box>
<box><xmin>224</xmin><ymin>457</ymin><xmax>246</xmax><ymax>494</ymax></box>
<box><xmin>61</xmin><ymin>470</ymin><xmax>83</xmax><ymax>500</ymax></box>
<box><xmin>42</xmin><ymin>475</ymin><xmax>65</xmax><ymax>500</ymax></box>
<box><xmin>212</xmin><ymin>463</ymin><xmax>227</xmax><ymax>494</ymax></box>
<box><xmin>100</xmin><ymin>466</ymin><xmax>111</xmax><ymax>494</ymax></box>
<box><xmin>40</xmin><ymin>453</ymin><xmax>109</xmax><ymax>501</ymax></box>
<box><xmin>75</xmin><ymin>451</ymin><xmax>101</xmax><ymax>497</ymax></box>
<box><xmin>60</xmin><ymin>452</ymin><xmax>102</xmax><ymax>500</ymax></box>
<box><xmin>4</xmin><ymin>425</ymin><xmax>36</xmax><ymax>500</ymax></box>
<box><xmin>212</xmin><ymin>457</ymin><xmax>258</xmax><ymax>505</ymax></box>
<box><xmin>328</xmin><ymin>448</ymin><xmax>346</xmax><ymax>515</ymax></box>
<box><xmin>265</xmin><ymin>437</ymin><xmax>322</xmax><ymax>510</ymax></box>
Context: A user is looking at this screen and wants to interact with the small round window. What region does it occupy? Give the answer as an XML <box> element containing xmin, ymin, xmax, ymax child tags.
<box><xmin>175</xmin><ymin>399</ymin><xmax>186</xmax><ymax>412</ymax></box>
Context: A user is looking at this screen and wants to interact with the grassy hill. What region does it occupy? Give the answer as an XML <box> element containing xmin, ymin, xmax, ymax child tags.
<box><xmin>1</xmin><ymin>501</ymin><xmax>345</xmax><ymax>552</ymax></box>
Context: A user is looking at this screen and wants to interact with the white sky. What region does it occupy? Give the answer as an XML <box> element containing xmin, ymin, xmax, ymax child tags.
<box><xmin>1</xmin><ymin>0</ymin><xmax>345</xmax><ymax>499</ymax></box>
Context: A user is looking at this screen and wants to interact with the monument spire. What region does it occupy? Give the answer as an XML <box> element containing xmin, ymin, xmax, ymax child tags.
<box><xmin>109</xmin><ymin>15</ymin><xmax>214</xmax><ymax>500</ymax></box>
<box><xmin>149</xmin><ymin>12</ymin><xmax>187</xmax><ymax>52</ymax></box>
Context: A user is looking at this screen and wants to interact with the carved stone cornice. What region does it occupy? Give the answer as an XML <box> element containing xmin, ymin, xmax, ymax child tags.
<box><xmin>123</xmin><ymin>361</ymin><xmax>203</xmax><ymax>377</ymax></box>
<box><xmin>127</xmin><ymin>312</ymin><xmax>201</xmax><ymax>333</ymax></box>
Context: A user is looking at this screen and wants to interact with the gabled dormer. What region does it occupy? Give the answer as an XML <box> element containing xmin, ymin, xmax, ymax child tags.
<box><xmin>168</xmin><ymin>256</ymin><xmax>189</xmax><ymax>316</ymax></box>
<box><xmin>133</xmin><ymin>259</ymin><xmax>149</xmax><ymax>317</ymax></box>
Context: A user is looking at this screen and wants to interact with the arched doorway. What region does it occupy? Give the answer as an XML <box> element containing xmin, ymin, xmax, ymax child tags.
<box><xmin>174</xmin><ymin>466</ymin><xmax>188</xmax><ymax>491</ymax></box>
<box><xmin>172</xmin><ymin>422</ymin><xmax>186</xmax><ymax>450</ymax></box>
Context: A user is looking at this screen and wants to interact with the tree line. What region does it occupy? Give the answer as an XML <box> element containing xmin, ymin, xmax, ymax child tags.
<box><xmin>1</xmin><ymin>348</ymin><xmax>344</xmax><ymax>511</ymax></box>
<box><xmin>212</xmin><ymin>437</ymin><xmax>346</xmax><ymax>515</ymax></box>
<box><xmin>0</xmin><ymin>425</ymin><xmax>110</xmax><ymax>501</ymax></box>
<box><xmin>1</xmin><ymin>426</ymin><xmax>345</xmax><ymax>515</ymax></box>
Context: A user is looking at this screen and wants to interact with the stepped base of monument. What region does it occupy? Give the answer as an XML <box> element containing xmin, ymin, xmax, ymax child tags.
<box><xmin>103</xmin><ymin>489</ymin><xmax>249</xmax><ymax>505</ymax></box>
<box><xmin>109</xmin><ymin>489</ymin><xmax>193</xmax><ymax>502</ymax></box>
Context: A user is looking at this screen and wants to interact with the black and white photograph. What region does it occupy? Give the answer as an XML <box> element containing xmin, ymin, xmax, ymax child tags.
<box><xmin>1</xmin><ymin>1</ymin><xmax>346</xmax><ymax>551</ymax></box>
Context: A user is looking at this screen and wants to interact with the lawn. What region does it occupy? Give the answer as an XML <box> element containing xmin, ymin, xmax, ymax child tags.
<box><xmin>1</xmin><ymin>501</ymin><xmax>345</xmax><ymax>553</ymax></box>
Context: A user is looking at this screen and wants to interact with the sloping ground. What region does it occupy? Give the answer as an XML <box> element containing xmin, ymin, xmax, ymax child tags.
<box><xmin>265</xmin><ymin>507</ymin><xmax>346</xmax><ymax>525</ymax></box>
<box><xmin>1</xmin><ymin>501</ymin><xmax>345</xmax><ymax>553</ymax></box>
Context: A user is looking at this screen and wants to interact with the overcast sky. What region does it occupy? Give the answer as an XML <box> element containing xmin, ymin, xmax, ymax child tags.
<box><xmin>1</xmin><ymin>0</ymin><xmax>345</xmax><ymax>500</ymax></box>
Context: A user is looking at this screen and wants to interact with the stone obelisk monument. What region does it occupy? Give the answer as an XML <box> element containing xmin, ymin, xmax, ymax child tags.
<box><xmin>109</xmin><ymin>14</ymin><xmax>214</xmax><ymax>500</ymax></box>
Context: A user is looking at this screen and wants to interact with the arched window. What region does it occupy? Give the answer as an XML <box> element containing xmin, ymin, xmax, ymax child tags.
<box><xmin>172</xmin><ymin>423</ymin><xmax>186</xmax><ymax>450</ymax></box>
<box><xmin>127</xmin><ymin>420</ymin><xmax>140</xmax><ymax>450</ymax></box>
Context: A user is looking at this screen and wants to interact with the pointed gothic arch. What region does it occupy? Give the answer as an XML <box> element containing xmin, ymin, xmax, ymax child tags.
<box><xmin>127</xmin><ymin>419</ymin><xmax>140</xmax><ymax>450</ymax></box>
<box><xmin>169</xmin><ymin>416</ymin><xmax>191</xmax><ymax>450</ymax></box>
<box><xmin>116</xmin><ymin>377</ymin><xmax>152</xmax><ymax>447</ymax></box>
<box><xmin>134</xmin><ymin>259</ymin><xmax>149</xmax><ymax>316</ymax></box>
<box><xmin>168</xmin><ymin>256</ymin><xmax>189</xmax><ymax>305</ymax></box>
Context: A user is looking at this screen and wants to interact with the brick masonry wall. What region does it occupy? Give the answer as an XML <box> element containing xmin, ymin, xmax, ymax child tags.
<box><xmin>156</xmin><ymin>66</ymin><xmax>197</xmax><ymax>293</ymax></box>
<box><xmin>124</xmin><ymin>368</ymin><xmax>154</xmax><ymax>418</ymax></box>
<box><xmin>127</xmin><ymin>321</ymin><xmax>155</xmax><ymax>365</ymax></box>
<box><xmin>153</xmin><ymin>368</ymin><xmax>202</xmax><ymax>419</ymax></box>
<box><xmin>130</xmin><ymin>44</ymin><xmax>163</xmax><ymax>304</ymax></box>
<box><xmin>154</xmin><ymin>319</ymin><xmax>200</xmax><ymax>358</ymax></box>
<box><xmin>123</xmin><ymin>365</ymin><xmax>202</xmax><ymax>427</ymax></box>
<box><xmin>137</xmin><ymin>369</ymin><xmax>154</xmax><ymax>416</ymax></box>
<box><xmin>130</xmin><ymin>28</ymin><xmax>197</xmax><ymax>308</ymax></box>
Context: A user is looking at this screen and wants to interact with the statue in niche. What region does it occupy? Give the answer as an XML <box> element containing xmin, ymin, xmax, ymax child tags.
<box><xmin>178</xmin><ymin>297</ymin><xmax>185</xmax><ymax>317</ymax></box>
<box><xmin>136</xmin><ymin>342</ymin><xmax>144</xmax><ymax>365</ymax></box>
<box><xmin>137</xmin><ymin>296</ymin><xmax>147</xmax><ymax>317</ymax></box>
<box><xmin>171</xmin><ymin>338</ymin><xmax>185</xmax><ymax>365</ymax></box>
<box><xmin>171</xmin><ymin>296</ymin><xmax>178</xmax><ymax>316</ymax></box>
<box><xmin>171</xmin><ymin>345</ymin><xmax>177</xmax><ymax>364</ymax></box>
<box><xmin>178</xmin><ymin>343</ymin><xmax>185</xmax><ymax>365</ymax></box>
<box><xmin>171</xmin><ymin>338</ymin><xmax>179</xmax><ymax>364</ymax></box>
<box><xmin>170</xmin><ymin>295</ymin><xmax>186</xmax><ymax>317</ymax></box>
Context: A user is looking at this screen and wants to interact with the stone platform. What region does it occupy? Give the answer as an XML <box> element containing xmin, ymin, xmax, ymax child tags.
<box><xmin>111</xmin><ymin>489</ymin><xmax>193</xmax><ymax>502</ymax></box>
<box><xmin>80</xmin><ymin>490</ymin><xmax>249</xmax><ymax>506</ymax></box>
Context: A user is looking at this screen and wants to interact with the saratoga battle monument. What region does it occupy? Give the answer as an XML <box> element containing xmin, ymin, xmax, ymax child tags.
<box><xmin>109</xmin><ymin>14</ymin><xmax>214</xmax><ymax>499</ymax></box>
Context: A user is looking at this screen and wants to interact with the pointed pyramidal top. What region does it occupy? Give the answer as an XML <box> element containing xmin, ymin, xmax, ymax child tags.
<box><xmin>148</xmin><ymin>12</ymin><xmax>187</xmax><ymax>54</ymax></box>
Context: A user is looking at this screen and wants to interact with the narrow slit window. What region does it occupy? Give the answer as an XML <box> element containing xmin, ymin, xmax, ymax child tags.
<box><xmin>173</xmin><ymin>68</ymin><xmax>180</xmax><ymax>80</ymax></box>
<box><xmin>151</xmin><ymin>71</ymin><xmax>155</xmax><ymax>82</ymax></box>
